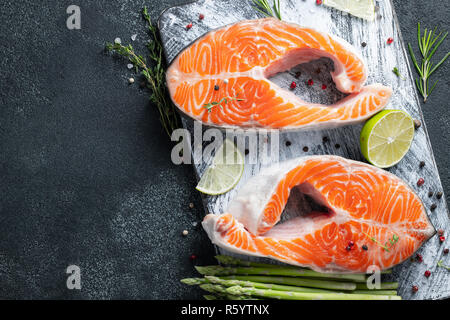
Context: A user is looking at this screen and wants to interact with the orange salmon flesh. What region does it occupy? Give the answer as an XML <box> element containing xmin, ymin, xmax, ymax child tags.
<box><xmin>166</xmin><ymin>18</ymin><xmax>392</xmax><ymax>129</ymax></box>
<box><xmin>202</xmin><ymin>156</ymin><xmax>434</xmax><ymax>273</ymax></box>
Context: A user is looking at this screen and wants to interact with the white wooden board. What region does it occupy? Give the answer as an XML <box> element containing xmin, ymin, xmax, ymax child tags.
<box><xmin>158</xmin><ymin>0</ymin><xmax>450</xmax><ymax>299</ymax></box>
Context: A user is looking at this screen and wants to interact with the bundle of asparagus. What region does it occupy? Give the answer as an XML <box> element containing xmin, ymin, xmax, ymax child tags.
<box><xmin>181</xmin><ymin>255</ymin><xmax>401</xmax><ymax>300</ymax></box>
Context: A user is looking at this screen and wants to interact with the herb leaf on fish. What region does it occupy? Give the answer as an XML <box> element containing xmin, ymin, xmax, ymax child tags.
<box><xmin>204</xmin><ymin>95</ymin><xmax>244</xmax><ymax>113</ymax></box>
<box><xmin>408</xmin><ymin>23</ymin><xmax>450</xmax><ymax>102</ymax></box>
<box><xmin>105</xmin><ymin>7</ymin><xmax>179</xmax><ymax>136</ymax></box>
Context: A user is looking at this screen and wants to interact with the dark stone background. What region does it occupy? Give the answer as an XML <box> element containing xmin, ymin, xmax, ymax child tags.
<box><xmin>0</xmin><ymin>0</ymin><xmax>448</xmax><ymax>299</ymax></box>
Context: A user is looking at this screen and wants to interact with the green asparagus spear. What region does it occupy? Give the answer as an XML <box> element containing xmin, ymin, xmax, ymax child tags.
<box><xmin>203</xmin><ymin>295</ymin><xmax>219</xmax><ymax>300</ymax></box>
<box><xmin>352</xmin><ymin>290</ymin><xmax>397</xmax><ymax>296</ymax></box>
<box><xmin>195</xmin><ymin>265</ymin><xmax>367</xmax><ymax>282</ymax></box>
<box><xmin>206</xmin><ymin>276</ymin><xmax>333</xmax><ymax>293</ymax></box>
<box><xmin>180</xmin><ymin>278</ymin><xmax>208</xmax><ymax>286</ymax></box>
<box><xmin>220</xmin><ymin>275</ymin><xmax>356</xmax><ymax>291</ymax></box>
<box><xmin>355</xmin><ymin>282</ymin><xmax>399</xmax><ymax>290</ymax></box>
<box><xmin>226</xmin><ymin>285</ymin><xmax>401</xmax><ymax>300</ymax></box>
<box><xmin>215</xmin><ymin>255</ymin><xmax>392</xmax><ymax>274</ymax></box>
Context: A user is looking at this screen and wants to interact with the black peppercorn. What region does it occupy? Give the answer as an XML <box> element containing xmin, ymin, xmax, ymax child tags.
<box><xmin>431</xmin><ymin>203</ymin><xmax>437</xmax><ymax>211</ymax></box>
<box><xmin>362</xmin><ymin>245</ymin><xmax>368</xmax><ymax>251</ymax></box>
<box><xmin>214</xmin><ymin>85</ymin><xmax>220</xmax><ymax>90</ymax></box>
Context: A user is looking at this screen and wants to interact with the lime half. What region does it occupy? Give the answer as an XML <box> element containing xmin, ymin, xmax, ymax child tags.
<box><xmin>360</xmin><ymin>110</ymin><xmax>414</xmax><ymax>168</ymax></box>
<box><xmin>196</xmin><ymin>139</ymin><xmax>244</xmax><ymax>195</ymax></box>
<box><xmin>323</xmin><ymin>0</ymin><xmax>375</xmax><ymax>21</ymax></box>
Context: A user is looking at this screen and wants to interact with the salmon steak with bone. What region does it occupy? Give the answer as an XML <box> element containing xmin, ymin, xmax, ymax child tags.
<box><xmin>202</xmin><ymin>156</ymin><xmax>434</xmax><ymax>273</ymax></box>
<box><xmin>166</xmin><ymin>18</ymin><xmax>392</xmax><ymax>130</ymax></box>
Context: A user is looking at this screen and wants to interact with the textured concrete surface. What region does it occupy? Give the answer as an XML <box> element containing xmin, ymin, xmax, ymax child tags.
<box><xmin>0</xmin><ymin>0</ymin><xmax>448</xmax><ymax>299</ymax></box>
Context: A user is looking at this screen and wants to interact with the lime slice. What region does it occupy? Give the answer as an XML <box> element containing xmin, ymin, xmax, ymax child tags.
<box><xmin>360</xmin><ymin>110</ymin><xmax>414</xmax><ymax>168</ymax></box>
<box><xmin>323</xmin><ymin>0</ymin><xmax>375</xmax><ymax>21</ymax></box>
<box><xmin>196</xmin><ymin>139</ymin><xmax>244</xmax><ymax>195</ymax></box>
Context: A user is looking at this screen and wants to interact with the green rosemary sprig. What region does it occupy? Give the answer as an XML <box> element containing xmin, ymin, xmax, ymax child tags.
<box><xmin>204</xmin><ymin>95</ymin><xmax>244</xmax><ymax>113</ymax></box>
<box><xmin>253</xmin><ymin>0</ymin><xmax>282</xmax><ymax>20</ymax></box>
<box><xmin>362</xmin><ymin>232</ymin><xmax>399</xmax><ymax>252</ymax></box>
<box><xmin>105</xmin><ymin>7</ymin><xmax>179</xmax><ymax>137</ymax></box>
<box><xmin>392</xmin><ymin>67</ymin><xmax>405</xmax><ymax>80</ymax></box>
<box><xmin>437</xmin><ymin>260</ymin><xmax>450</xmax><ymax>271</ymax></box>
<box><xmin>408</xmin><ymin>23</ymin><xmax>450</xmax><ymax>103</ymax></box>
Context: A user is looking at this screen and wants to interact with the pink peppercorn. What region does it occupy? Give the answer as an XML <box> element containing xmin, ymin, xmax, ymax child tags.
<box><xmin>387</xmin><ymin>37</ymin><xmax>394</xmax><ymax>44</ymax></box>
<box><xmin>424</xmin><ymin>270</ymin><xmax>431</xmax><ymax>278</ymax></box>
<box><xmin>290</xmin><ymin>81</ymin><xmax>297</xmax><ymax>89</ymax></box>
<box><xmin>438</xmin><ymin>229</ymin><xmax>444</xmax><ymax>236</ymax></box>
<box><xmin>316</xmin><ymin>0</ymin><xmax>323</xmax><ymax>4</ymax></box>
<box><xmin>307</xmin><ymin>79</ymin><xmax>314</xmax><ymax>86</ymax></box>
<box><xmin>444</xmin><ymin>248</ymin><xmax>449</xmax><ymax>254</ymax></box>
<box><xmin>440</xmin><ymin>236</ymin><xmax>446</xmax><ymax>243</ymax></box>
<box><xmin>417</xmin><ymin>178</ymin><xmax>425</xmax><ymax>186</ymax></box>
<box><xmin>412</xmin><ymin>285</ymin><xmax>419</xmax><ymax>292</ymax></box>
<box><xmin>322</xmin><ymin>84</ymin><xmax>327</xmax><ymax>90</ymax></box>
<box><xmin>416</xmin><ymin>253</ymin><xmax>423</xmax><ymax>262</ymax></box>
<box><xmin>186</xmin><ymin>23</ymin><xmax>193</xmax><ymax>30</ymax></box>
<box><xmin>190</xmin><ymin>254</ymin><xmax>197</xmax><ymax>260</ymax></box>
<box><xmin>199</xmin><ymin>14</ymin><xmax>204</xmax><ymax>20</ymax></box>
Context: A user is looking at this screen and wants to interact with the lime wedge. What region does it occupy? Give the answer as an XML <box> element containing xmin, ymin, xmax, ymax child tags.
<box><xmin>323</xmin><ymin>0</ymin><xmax>375</xmax><ymax>21</ymax></box>
<box><xmin>196</xmin><ymin>139</ymin><xmax>244</xmax><ymax>195</ymax></box>
<box><xmin>360</xmin><ymin>110</ymin><xmax>414</xmax><ymax>168</ymax></box>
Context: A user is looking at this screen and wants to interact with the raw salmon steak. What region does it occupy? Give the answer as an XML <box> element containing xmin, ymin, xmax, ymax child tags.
<box><xmin>166</xmin><ymin>18</ymin><xmax>392</xmax><ymax>129</ymax></box>
<box><xmin>202</xmin><ymin>156</ymin><xmax>434</xmax><ymax>272</ymax></box>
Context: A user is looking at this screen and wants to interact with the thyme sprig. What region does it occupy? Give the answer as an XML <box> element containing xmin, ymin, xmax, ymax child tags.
<box><xmin>253</xmin><ymin>0</ymin><xmax>282</xmax><ymax>20</ymax></box>
<box><xmin>408</xmin><ymin>23</ymin><xmax>450</xmax><ymax>102</ymax></box>
<box><xmin>362</xmin><ymin>232</ymin><xmax>399</xmax><ymax>252</ymax></box>
<box><xmin>204</xmin><ymin>95</ymin><xmax>244</xmax><ymax>113</ymax></box>
<box><xmin>437</xmin><ymin>260</ymin><xmax>450</xmax><ymax>271</ymax></box>
<box><xmin>105</xmin><ymin>7</ymin><xmax>178</xmax><ymax>136</ymax></box>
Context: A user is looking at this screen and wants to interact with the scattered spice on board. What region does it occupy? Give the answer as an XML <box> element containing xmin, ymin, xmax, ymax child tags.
<box><xmin>307</xmin><ymin>79</ymin><xmax>314</xmax><ymax>86</ymax></box>
<box><xmin>412</xmin><ymin>285</ymin><xmax>419</xmax><ymax>292</ymax></box>
<box><xmin>438</xmin><ymin>229</ymin><xmax>444</xmax><ymax>236</ymax></box>
<box><xmin>199</xmin><ymin>13</ymin><xmax>205</xmax><ymax>20</ymax></box>
<box><xmin>290</xmin><ymin>81</ymin><xmax>297</xmax><ymax>89</ymax></box>
<box><xmin>303</xmin><ymin>146</ymin><xmax>309</xmax><ymax>152</ymax></box>
<box><xmin>186</xmin><ymin>23</ymin><xmax>193</xmax><ymax>30</ymax></box>
<box><xmin>416</xmin><ymin>253</ymin><xmax>423</xmax><ymax>262</ymax></box>
<box><xmin>431</xmin><ymin>203</ymin><xmax>437</xmax><ymax>211</ymax></box>
<box><xmin>417</xmin><ymin>178</ymin><xmax>425</xmax><ymax>186</ymax></box>
<box><xmin>419</xmin><ymin>160</ymin><xmax>425</xmax><ymax>168</ymax></box>
<box><xmin>285</xmin><ymin>141</ymin><xmax>291</xmax><ymax>147</ymax></box>
<box><xmin>440</xmin><ymin>236</ymin><xmax>446</xmax><ymax>243</ymax></box>
<box><xmin>424</xmin><ymin>270</ymin><xmax>431</xmax><ymax>278</ymax></box>
<box><xmin>335</xmin><ymin>143</ymin><xmax>341</xmax><ymax>149</ymax></box>
<box><xmin>182</xmin><ymin>230</ymin><xmax>189</xmax><ymax>236</ymax></box>
<box><xmin>436</xmin><ymin>191</ymin><xmax>443</xmax><ymax>199</ymax></box>
<box><xmin>322</xmin><ymin>84</ymin><xmax>327</xmax><ymax>90</ymax></box>
<box><xmin>444</xmin><ymin>248</ymin><xmax>449</xmax><ymax>255</ymax></box>
<box><xmin>428</xmin><ymin>191</ymin><xmax>433</xmax><ymax>198</ymax></box>
<box><xmin>361</xmin><ymin>42</ymin><xmax>367</xmax><ymax>47</ymax></box>
<box><xmin>189</xmin><ymin>202</ymin><xmax>194</xmax><ymax>209</ymax></box>
<box><xmin>387</xmin><ymin>37</ymin><xmax>394</xmax><ymax>44</ymax></box>
<box><xmin>322</xmin><ymin>136</ymin><xmax>328</xmax><ymax>143</ymax></box>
